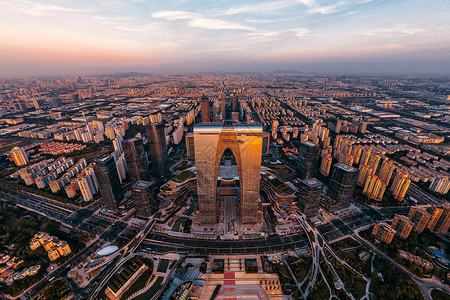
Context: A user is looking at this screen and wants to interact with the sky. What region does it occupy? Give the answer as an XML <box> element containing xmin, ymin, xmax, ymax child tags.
<box><xmin>1</xmin><ymin>0</ymin><xmax>450</xmax><ymax>77</ymax></box>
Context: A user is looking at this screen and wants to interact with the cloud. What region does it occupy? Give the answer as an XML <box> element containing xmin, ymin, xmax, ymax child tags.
<box><xmin>224</xmin><ymin>0</ymin><xmax>314</xmax><ymax>15</ymax></box>
<box><xmin>0</xmin><ymin>0</ymin><xmax>89</xmax><ymax>16</ymax></box>
<box><xmin>152</xmin><ymin>10</ymin><xmax>194</xmax><ymax>21</ymax></box>
<box><xmin>92</xmin><ymin>16</ymin><xmax>129</xmax><ymax>23</ymax></box>
<box><xmin>359</xmin><ymin>26</ymin><xmax>425</xmax><ymax>37</ymax></box>
<box><xmin>152</xmin><ymin>10</ymin><xmax>255</xmax><ymax>31</ymax></box>
<box><xmin>307</xmin><ymin>1</ymin><xmax>347</xmax><ymax>15</ymax></box>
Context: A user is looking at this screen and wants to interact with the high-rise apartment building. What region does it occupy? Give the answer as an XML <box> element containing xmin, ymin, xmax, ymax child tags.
<box><xmin>372</xmin><ymin>221</ymin><xmax>396</xmax><ymax>244</ymax></box>
<box><xmin>194</xmin><ymin>124</ymin><xmax>263</xmax><ymax>225</ymax></box>
<box><xmin>146</xmin><ymin>123</ymin><xmax>169</xmax><ymax>178</ymax></box>
<box><xmin>131</xmin><ymin>180</ymin><xmax>155</xmax><ymax>217</ymax></box>
<box><xmin>359</xmin><ymin>148</ymin><xmax>371</xmax><ymax>166</ymax></box>
<box><xmin>10</xmin><ymin>147</ymin><xmax>29</xmax><ymax>166</ymax></box>
<box><xmin>362</xmin><ymin>175</ymin><xmax>386</xmax><ymax>202</ymax></box>
<box><xmin>320</xmin><ymin>154</ymin><xmax>332</xmax><ymax>176</ymax></box>
<box><xmin>123</xmin><ymin>137</ymin><xmax>148</xmax><ymax>183</ymax></box>
<box><xmin>378</xmin><ymin>159</ymin><xmax>396</xmax><ymax>185</ymax></box>
<box><xmin>426</xmin><ymin>207</ymin><xmax>443</xmax><ymax>233</ymax></box>
<box><xmin>391</xmin><ymin>214</ymin><xmax>414</xmax><ymax>239</ymax></box>
<box><xmin>357</xmin><ymin>164</ymin><xmax>373</xmax><ymax>187</ymax></box>
<box><xmin>93</xmin><ymin>155</ymin><xmax>124</xmax><ymax>211</ymax></box>
<box><xmin>429</xmin><ymin>176</ymin><xmax>450</xmax><ymax>195</ymax></box>
<box><xmin>408</xmin><ymin>206</ymin><xmax>431</xmax><ymax>234</ymax></box>
<box><xmin>433</xmin><ymin>203</ymin><xmax>450</xmax><ymax>234</ymax></box>
<box><xmin>351</xmin><ymin>145</ymin><xmax>363</xmax><ymax>165</ymax></box>
<box><xmin>297</xmin><ymin>141</ymin><xmax>320</xmax><ymax>180</ymax></box>
<box><xmin>367</xmin><ymin>154</ymin><xmax>381</xmax><ymax>176</ymax></box>
<box><xmin>328</xmin><ymin>163</ymin><xmax>359</xmax><ymax>208</ymax></box>
<box><xmin>298</xmin><ymin>178</ymin><xmax>323</xmax><ymax>217</ymax></box>
<box><xmin>390</xmin><ymin>171</ymin><xmax>411</xmax><ymax>201</ymax></box>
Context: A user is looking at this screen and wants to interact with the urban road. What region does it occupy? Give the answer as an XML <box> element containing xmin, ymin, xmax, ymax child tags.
<box><xmin>142</xmin><ymin>232</ymin><xmax>309</xmax><ymax>254</ymax></box>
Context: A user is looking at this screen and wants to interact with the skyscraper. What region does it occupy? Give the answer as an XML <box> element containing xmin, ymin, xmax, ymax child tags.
<box><xmin>123</xmin><ymin>137</ymin><xmax>148</xmax><ymax>183</ymax></box>
<box><xmin>10</xmin><ymin>147</ymin><xmax>29</xmax><ymax>166</ymax></box>
<box><xmin>408</xmin><ymin>206</ymin><xmax>431</xmax><ymax>234</ymax></box>
<box><xmin>93</xmin><ymin>155</ymin><xmax>124</xmax><ymax>211</ymax></box>
<box><xmin>391</xmin><ymin>214</ymin><xmax>413</xmax><ymax>239</ymax></box>
<box><xmin>201</xmin><ymin>94</ymin><xmax>210</xmax><ymax>124</ymax></box>
<box><xmin>194</xmin><ymin>124</ymin><xmax>263</xmax><ymax>225</ymax></box>
<box><xmin>328</xmin><ymin>163</ymin><xmax>359</xmax><ymax>208</ymax></box>
<box><xmin>298</xmin><ymin>178</ymin><xmax>323</xmax><ymax>217</ymax></box>
<box><xmin>146</xmin><ymin>122</ymin><xmax>169</xmax><ymax>178</ymax></box>
<box><xmin>219</xmin><ymin>92</ymin><xmax>226</xmax><ymax>115</ymax></box>
<box><xmin>297</xmin><ymin>141</ymin><xmax>320</xmax><ymax>180</ymax></box>
<box><xmin>131</xmin><ymin>180</ymin><xmax>155</xmax><ymax>217</ymax></box>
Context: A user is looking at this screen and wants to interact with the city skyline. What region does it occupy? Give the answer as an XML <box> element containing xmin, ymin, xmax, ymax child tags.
<box><xmin>1</xmin><ymin>0</ymin><xmax>450</xmax><ymax>77</ymax></box>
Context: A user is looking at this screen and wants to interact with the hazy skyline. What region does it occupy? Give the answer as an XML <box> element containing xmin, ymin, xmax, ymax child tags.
<box><xmin>1</xmin><ymin>0</ymin><xmax>450</xmax><ymax>77</ymax></box>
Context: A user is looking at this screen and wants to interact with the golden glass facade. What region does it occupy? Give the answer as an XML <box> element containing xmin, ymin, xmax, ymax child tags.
<box><xmin>194</xmin><ymin>124</ymin><xmax>263</xmax><ymax>225</ymax></box>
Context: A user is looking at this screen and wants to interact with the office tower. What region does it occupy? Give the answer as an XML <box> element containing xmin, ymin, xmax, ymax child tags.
<box><xmin>10</xmin><ymin>147</ymin><xmax>29</xmax><ymax>166</ymax></box>
<box><xmin>357</xmin><ymin>164</ymin><xmax>373</xmax><ymax>187</ymax></box>
<box><xmin>408</xmin><ymin>206</ymin><xmax>431</xmax><ymax>234</ymax></box>
<box><xmin>367</xmin><ymin>154</ymin><xmax>381</xmax><ymax>176</ymax></box>
<box><xmin>213</xmin><ymin>99</ymin><xmax>221</xmax><ymax>122</ymax></box>
<box><xmin>262</xmin><ymin>132</ymin><xmax>270</xmax><ymax>155</ymax></box>
<box><xmin>185</xmin><ymin>133</ymin><xmax>195</xmax><ymax>160</ymax></box>
<box><xmin>372</xmin><ymin>221</ymin><xmax>396</xmax><ymax>244</ymax></box>
<box><xmin>433</xmin><ymin>203</ymin><xmax>450</xmax><ymax>234</ymax></box>
<box><xmin>427</xmin><ymin>206</ymin><xmax>444</xmax><ymax>231</ymax></box>
<box><xmin>360</xmin><ymin>148</ymin><xmax>371</xmax><ymax>166</ymax></box>
<box><xmin>123</xmin><ymin>137</ymin><xmax>148</xmax><ymax>183</ymax></box>
<box><xmin>194</xmin><ymin>124</ymin><xmax>263</xmax><ymax>225</ymax></box>
<box><xmin>390</xmin><ymin>171</ymin><xmax>411</xmax><ymax>201</ymax></box>
<box><xmin>297</xmin><ymin>141</ymin><xmax>320</xmax><ymax>180</ymax></box>
<box><xmin>93</xmin><ymin>155</ymin><xmax>124</xmax><ymax>211</ymax></box>
<box><xmin>201</xmin><ymin>94</ymin><xmax>210</xmax><ymax>124</ymax></box>
<box><xmin>391</xmin><ymin>214</ymin><xmax>414</xmax><ymax>239</ymax></box>
<box><xmin>219</xmin><ymin>92</ymin><xmax>226</xmax><ymax>115</ymax></box>
<box><xmin>378</xmin><ymin>159</ymin><xmax>396</xmax><ymax>185</ymax></box>
<box><xmin>429</xmin><ymin>176</ymin><xmax>450</xmax><ymax>194</ymax></box>
<box><xmin>231</xmin><ymin>95</ymin><xmax>237</xmax><ymax>112</ymax></box>
<box><xmin>320</xmin><ymin>154</ymin><xmax>332</xmax><ymax>176</ymax></box>
<box><xmin>131</xmin><ymin>180</ymin><xmax>155</xmax><ymax>217</ymax></box>
<box><xmin>146</xmin><ymin>123</ymin><xmax>169</xmax><ymax>178</ymax></box>
<box><xmin>362</xmin><ymin>175</ymin><xmax>386</xmax><ymax>202</ymax></box>
<box><xmin>298</xmin><ymin>178</ymin><xmax>323</xmax><ymax>217</ymax></box>
<box><xmin>328</xmin><ymin>163</ymin><xmax>359</xmax><ymax>208</ymax></box>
